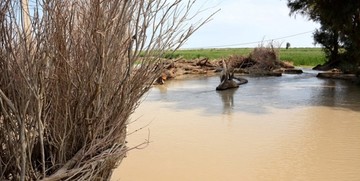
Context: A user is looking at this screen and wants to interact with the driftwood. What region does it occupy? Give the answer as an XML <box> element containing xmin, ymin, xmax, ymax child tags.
<box><xmin>155</xmin><ymin>58</ymin><xmax>218</xmax><ymax>84</ymax></box>
<box><xmin>155</xmin><ymin>46</ymin><xmax>302</xmax><ymax>85</ymax></box>
<box><xmin>317</xmin><ymin>72</ymin><xmax>358</xmax><ymax>80</ymax></box>
<box><xmin>216</xmin><ymin>60</ymin><xmax>248</xmax><ymax>91</ymax></box>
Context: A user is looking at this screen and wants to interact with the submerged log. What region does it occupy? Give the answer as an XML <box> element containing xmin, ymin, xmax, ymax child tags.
<box><xmin>273</xmin><ymin>68</ymin><xmax>303</xmax><ymax>74</ymax></box>
<box><xmin>216</xmin><ymin>76</ymin><xmax>248</xmax><ymax>91</ymax></box>
<box><xmin>216</xmin><ymin>60</ymin><xmax>248</xmax><ymax>91</ymax></box>
<box><xmin>317</xmin><ymin>72</ymin><xmax>357</xmax><ymax>80</ymax></box>
<box><xmin>283</xmin><ymin>69</ymin><xmax>303</xmax><ymax>74</ymax></box>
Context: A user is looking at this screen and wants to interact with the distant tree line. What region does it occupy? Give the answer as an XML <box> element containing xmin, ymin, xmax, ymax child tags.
<box><xmin>287</xmin><ymin>0</ymin><xmax>360</xmax><ymax>72</ymax></box>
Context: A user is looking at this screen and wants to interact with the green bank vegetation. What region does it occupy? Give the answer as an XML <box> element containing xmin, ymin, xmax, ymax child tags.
<box><xmin>165</xmin><ymin>48</ymin><xmax>326</xmax><ymax>67</ymax></box>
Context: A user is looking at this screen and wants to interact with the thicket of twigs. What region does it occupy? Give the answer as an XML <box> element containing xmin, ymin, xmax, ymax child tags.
<box><xmin>0</xmin><ymin>0</ymin><xmax>214</xmax><ymax>180</ymax></box>
<box><xmin>227</xmin><ymin>42</ymin><xmax>293</xmax><ymax>72</ymax></box>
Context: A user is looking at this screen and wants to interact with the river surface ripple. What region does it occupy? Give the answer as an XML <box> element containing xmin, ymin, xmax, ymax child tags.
<box><xmin>112</xmin><ymin>69</ymin><xmax>360</xmax><ymax>181</ymax></box>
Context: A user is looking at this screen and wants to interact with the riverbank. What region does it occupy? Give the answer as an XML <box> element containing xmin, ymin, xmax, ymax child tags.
<box><xmin>157</xmin><ymin>47</ymin><xmax>359</xmax><ymax>85</ymax></box>
<box><xmin>164</xmin><ymin>48</ymin><xmax>326</xmax><ymax>66</ymax></box>
<box><xmin>156</xmin><ymin>47</ymin><xmax>303</xmax><ymax>84</ymax></box>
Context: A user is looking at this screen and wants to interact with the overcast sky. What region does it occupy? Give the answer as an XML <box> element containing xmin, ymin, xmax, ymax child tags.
<box><xmin>182</xmin><ymin>0</ymin><xmax>320</xmax><ymax>49</ymax></box>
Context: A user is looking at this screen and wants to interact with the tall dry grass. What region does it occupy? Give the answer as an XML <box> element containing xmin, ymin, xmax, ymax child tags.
<box><xmin>0</xmin><ymin>0</ymin><xmax>215</xmax><ymax>180</ymax></box>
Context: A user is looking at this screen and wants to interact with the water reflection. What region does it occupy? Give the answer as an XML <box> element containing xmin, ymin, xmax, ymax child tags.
<box><xmin>217</xmin><ymin>88</ymin><xmax>237</xmax><ymax>115</ymax></box>
<box><xmin>303</xmin><ymin>78</ymin><xmax>360</xmax><ymax>111</ymax></box>
<box><xmin>148</xmin><ymin>71</ymin><xmax>360</xmax><ymax>114</ymax></box>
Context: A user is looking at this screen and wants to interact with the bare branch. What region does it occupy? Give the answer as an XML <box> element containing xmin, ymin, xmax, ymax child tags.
<box><xmin>0</xmin><ymin>0</ymin><xmax>216</xmax><ymax>180</ymax></box>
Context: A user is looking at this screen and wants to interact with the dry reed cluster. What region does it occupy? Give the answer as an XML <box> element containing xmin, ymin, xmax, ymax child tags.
<box><xmin>0</xmin><ymin>0</ymin><xmax>214</xmax><ymax>180</ymax></box>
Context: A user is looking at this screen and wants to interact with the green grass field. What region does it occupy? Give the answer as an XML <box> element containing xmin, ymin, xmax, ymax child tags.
<box><xmin>278</xmin><ymin>48</ymin><xmax>326</xmax><ymax>66</ymax></box>
<box><xmin>166</xmin><ymin>48</ymin><xmax>326</xmax><ymax>66</ymax></box>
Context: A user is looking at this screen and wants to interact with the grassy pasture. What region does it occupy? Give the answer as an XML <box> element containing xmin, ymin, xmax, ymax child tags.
<box><xmin>279</xmin><ymin>48</ymin><xmax>326</xmax><ymax>66</ymax></box>
<box><xmin>166</xmin><ymin>48</ymin><xmax>326</xmax><ymax>66</ymax></box>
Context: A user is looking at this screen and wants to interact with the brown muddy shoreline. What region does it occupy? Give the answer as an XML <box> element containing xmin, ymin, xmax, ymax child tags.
<box><xmin>156</xmin><ymin>58</ymin><xmax>359</xmax><ymax>85</ymax></box>
<box><xmin>156</xmin><ymin>58</ymin><xmax>301</xmax><ymax>84</ymax></box>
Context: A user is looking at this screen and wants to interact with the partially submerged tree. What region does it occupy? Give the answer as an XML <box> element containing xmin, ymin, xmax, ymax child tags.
<box><xmin>0</xmin><ymin>0</ymin><xmax>216</xmax><ymax>180</ymax></box>
<box><xmin>216</xmin><ymin>60</ymin><xmax>248</xmax><ymax>91</ymax></box>
<box><xmin>287</xmin><ymin>0</ymin><xmax>360</xmax><ymax>72</ymax></box>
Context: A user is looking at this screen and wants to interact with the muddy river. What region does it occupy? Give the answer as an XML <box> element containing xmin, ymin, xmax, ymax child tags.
<box><xmin>112</xmin><ymin>70</ymin><xmax>360</xmax><ymax>181</ymax></box>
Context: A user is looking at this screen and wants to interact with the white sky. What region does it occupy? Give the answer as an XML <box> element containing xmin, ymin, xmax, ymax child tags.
<box><xmin>182</xmin><ymin>0</ymin><xmax>320</xmax><ymax>49</ymax></box>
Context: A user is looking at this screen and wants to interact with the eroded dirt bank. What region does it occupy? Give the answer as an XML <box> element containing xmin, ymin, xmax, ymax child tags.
<box><xmin>156</xmin><ymin>56</ymin><xmax>298</xmax><ymax>84</ymax></box>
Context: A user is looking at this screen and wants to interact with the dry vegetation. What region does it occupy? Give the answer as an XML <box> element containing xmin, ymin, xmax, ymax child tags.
<box><xmin>229</xmin><ymin>43</ymin><xmax>294</xmax><ymax>73</ymax></box>
<box><xmin>0</xmin><ymin>0</ymin><xmax>214</xmax><ymax>180</ymax></box>
<box><xmin>158</xmin><ymin>43</ymin><xmax>295</xmax><ymax>82</ymax></box>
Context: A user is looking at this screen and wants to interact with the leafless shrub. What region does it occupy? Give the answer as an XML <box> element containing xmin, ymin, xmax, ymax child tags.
<box><xmin>221</xmin><ymin>41</ymin><xmax>288</xmax><ymax>76</ymax></box>
<box><xmin>227</xmin><ymin>55</ymin><xmax>254</xmax><ymax>68</ymax></box>
<box><xmin>249</xmin><ymin>41</ymin><xmax>281</xmax><ymax>71</ymax></box>
<box><xmin>0</xmin><ymin>0</ymin><xmax>216</xmax><ymax>180</ymax></box>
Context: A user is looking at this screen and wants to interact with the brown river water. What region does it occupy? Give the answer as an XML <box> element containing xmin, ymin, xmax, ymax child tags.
<box><xmin>112</xmin><ymin>70</ymin><xmax>360</xmax><ymax>181</ymax></box>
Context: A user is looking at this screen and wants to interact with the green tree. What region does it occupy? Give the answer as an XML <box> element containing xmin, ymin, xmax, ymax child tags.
<box><xmin>288</xmin><ymin>0</ymin><xmax>360</xmax><ymax>72</ymax></box>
